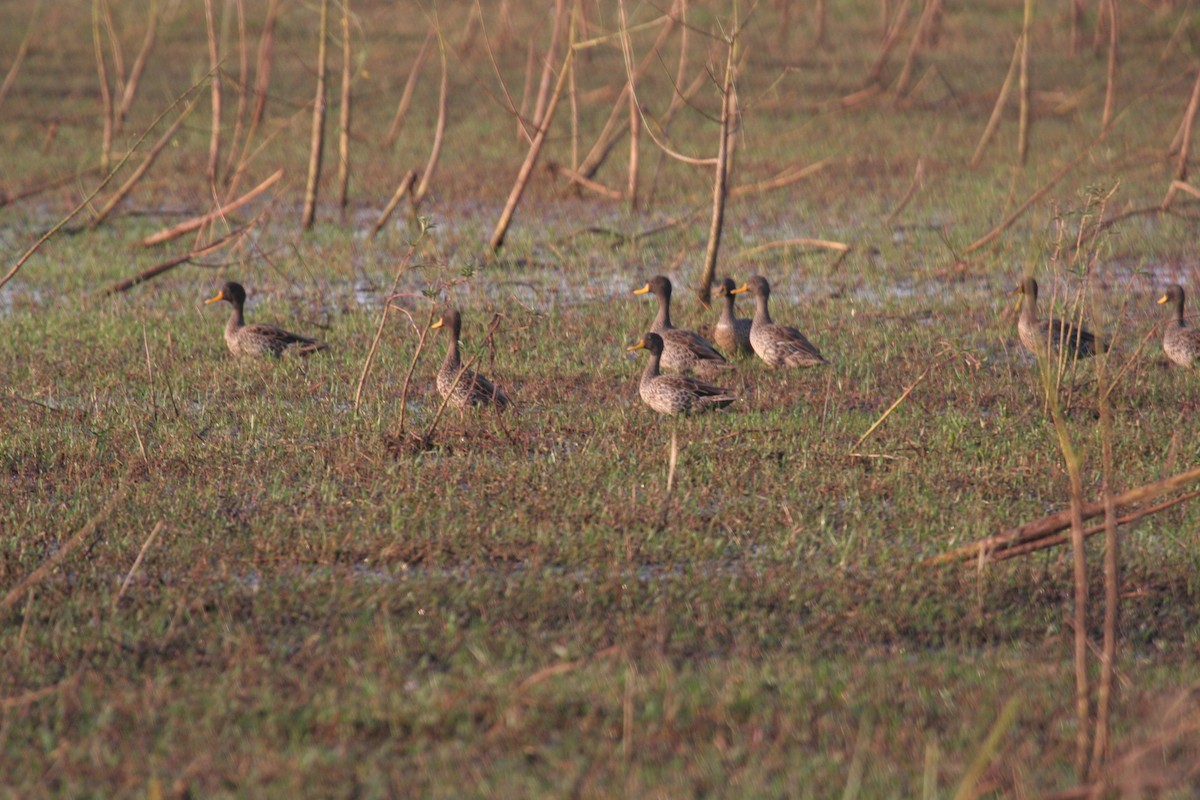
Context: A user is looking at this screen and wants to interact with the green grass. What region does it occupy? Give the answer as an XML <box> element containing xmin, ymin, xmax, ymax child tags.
<box><xmin>5</xmin><ymin>0</ymin><xmax>1200</xmax><ymax>797</ymax></box>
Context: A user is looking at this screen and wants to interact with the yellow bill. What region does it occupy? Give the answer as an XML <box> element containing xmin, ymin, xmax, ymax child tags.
<box><xmin>626</xmin><ymin>339</ymin><xmax>647</xmax><ymax>352</ymax></box>
<box><xmin>632</xmin><ymin>283</ymin><xmax>651</xmax><ymax>295</ymax></box>
<box><xmin>1158</xmin><ymin>294</ymin><xmax>1170</xmax><ymax>305</ymax></box>
<box><xmin>204</xmin><ymin>290</ymin><xmax>224</xmax><ymax>304</ymax></box>
<box><xmin>431</xmin><ymin>318</ymin><xmax>445</xmax><ymax>330</ymax></box>
<box><xmin>729</xmin><ymin>283</ymin><xmax>749</xmax><ymax>295</ymax></box>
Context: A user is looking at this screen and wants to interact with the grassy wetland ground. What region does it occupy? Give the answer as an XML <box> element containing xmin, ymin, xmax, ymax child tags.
<box><xmin>5</xmin><ymin>0</ymin><xmax>1200</xmax><ymax>795</ymax></box>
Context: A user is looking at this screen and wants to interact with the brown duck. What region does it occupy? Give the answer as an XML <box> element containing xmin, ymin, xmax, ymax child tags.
<box><xmin>431</xmin><ymin>309</ymin><xmax>510</xmax><ymax>411</ymax></box>
<box><xmin>633</xmin><ymin>275</ymin><xmax>732</xmax><ymax>378</ymax></box>
<box><xmin>628</xmin><ymin>332</ymin><xmax>736</xmax><ymax>416</ymax></box>
<box><xmin>205</xmin><ymin>281</ymin><xmax>327</xmax><ymax>358</ymax></box>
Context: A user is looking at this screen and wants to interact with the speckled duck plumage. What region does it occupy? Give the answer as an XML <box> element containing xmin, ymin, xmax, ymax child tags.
<box><xmin>205</xmin><ymin>281</ymin><xmax>327</xmax><ymax>358</ymax></box>
<box><xmin>730</xmin><ymin>275</ymin><xmax>827</xmax><ymax>369</ymax></box>
<box><xmin>1158</xmin><ymin>284</ymin><xmax>1200</xmax><ymax>368</ymax></box>
<box><xmin>628</xmin><ymin>332</ymin><xmax>736</xmax><ymax>416</ymax></box>
<box><xmin>633</xmin><ymin>275</ymin><xmax>733</xmax><ymax>379</ymax></box>
<box><xmin>432</xmin><ymin>309</ymin><xmax>510</xmax><ymax>411</ymax></box>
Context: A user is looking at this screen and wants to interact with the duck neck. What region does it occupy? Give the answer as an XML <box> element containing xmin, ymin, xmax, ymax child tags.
<box><xmin>642</xmin><ymin>349</ymin><xmax>662</xmax><ymax>383</ymax></box>
<box><xmin>227</xmin><ymin>299</ymin><xmax>245</xmax><ymax>333</ymax></box>
<box><xmin>1173</xmin><ymin>294</ymin><xmax>1187</xmax><ymax>328</ymax></box>
<box><xmin>719</xmin><ymin>293</ymin><xmax>736</xmax><ymax>324</ymax></box>
<box><xmin>443</xmin><ymin>330</ymin><xmax>461</xmax><ymax>370</ymax></box>
<box><xmin>654</xmin><ymin>294</ymin><xmax>672</xmax><ymax>330</ymax></box>
<box><xmin>1020</xmin><ymin>292</ymin><xmax>1038</xmax><ymax>324</ymax></box>
<box><xmin>753</xmin><ymin>294</ymin><xmax>772</xmax><ymax>326</ymax></box>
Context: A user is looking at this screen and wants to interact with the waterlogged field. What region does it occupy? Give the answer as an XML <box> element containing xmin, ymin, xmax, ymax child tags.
<box><xmin>4</xmin><ymin>1</ymin><xmax>1200</xmax><ymax>796</ymax></box>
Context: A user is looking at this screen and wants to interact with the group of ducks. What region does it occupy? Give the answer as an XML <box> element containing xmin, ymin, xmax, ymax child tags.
<box><xmin>204</xmin><ymin>273</ymin><xmax>1200</xmax><ymax>418</ymax></box>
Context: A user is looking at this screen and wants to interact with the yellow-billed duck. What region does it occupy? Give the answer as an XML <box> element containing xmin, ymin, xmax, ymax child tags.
<box><xmin>432</xmin><ymin>309</ymin><xmax>510</xmax><ymax>410</ymax></box>
<box><xmin>628</xmin><ymin>332</ymin><xmax>736</xmax><ymax>416</ymax></box>
<box><xmin>713</xmin><ymin>277</ymin><xmax>753</xmax><ymax>357</ymax></box>
<box><xmin>730</xmin><ymin>275</ymin><xmax>828</xmax><ymax>368</ymax></box>
<box><xmin>205</xmin><ymin>281</ymin><xmax>327</xmax><ymax>358</ymax></box>
<box><xmin>1014</xmin><ymin>277</ymin><xmax>1106</xmax><ymax>359</ymax></box>
<box><xmin>1158</xmin><ymin>284</ymin><xmax>1200</xmax><ymax>368</ymax></box>
<box><xmin>633</xmin><ymin>275</ymin><xmax>732</xmax><ymax>378</ymax></box>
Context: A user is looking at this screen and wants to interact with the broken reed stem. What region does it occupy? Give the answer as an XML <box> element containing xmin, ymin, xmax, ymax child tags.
<box><xmin>413</xmin><ymin>32</ymin><xmax>448</xmax><ymax>206</ymax></box>
<box><xmin>99</xmin><ymin>0</ymin><xmax>125</xmax><ymax>100</ymax></box>
<box><xmin>89</xmin><ymin>95</ymin><xmax>201</xmax><ymax>228</ymax></box>
<box><xmin>353</xmin><ymin>244</ymin><xmax>419</xmax><ymax>414</ymax></box>
<box><xmin>1</xmin><ymin>473</ymin><xmax>132</xmax><ymax>615</ymax></box>
<box><xmin>204</xmin><ymin>0</ymin><xmax>222</xmax><ymax>183</ymax></box>
<box><xmin>553</xmin><ymin>164</ymin><xmax>623</xmax><ymax>200</ymax></box>
<box><xmin>885</xmin><ymin>157</ymin><xmax>925</xmax><ymax>225</ymax></box>
<box><xmin>111</xmin><ymin>520</ymin><xmax>165</xmax><ymax>612</ymax></box>
<box><xmin>0</xmin><ymin>0</ymin><xmax>41</xmax><ymax>112</ymax></box>
<box><xmin>532</xmin><ymin>0</ymin><xmax>566</xmax><ymax>131</ymax></box>
<box><xmin>1100</xmin><ymin>0</ymin><xmax>1117</xmax><ymax>139</ymax></box>
<box><xmin>852</xmin><ymin>350</ymin><xmax>949</xmax><ymax>452</ymax></box>
<box><xmin>370</xmin><ymin>169</ymin><xmax>417</xmax><ymax>238</ymax></box>
<box><xmin>734</xmin><ymin>237</ymin><xmax>849</xmax><ymax>261</ymax></box>
<box><xmin>336</xmin><ymin>0</ymin><xmax>352</xmax><ymax>216</ymax></box>
<box><xmin>490</xmin><ymin>5</ymin><xmax>575</xmax><ymax>252</ymax></box>
<box><xmin>1070</xmin><ymin>0</ymin><xmax>1083</xmax><ymax>56</ymax></box>
<box><xmin>729</xmin><ymin>158</ymin><xmax>832</xmax><ymax>198</ymax></box>
<box><xmin>866</xmin><ymin>1</ymin><xmax>909</xmax><ymax>86</ymax></box>
<box><xmin>517</xmin><ymin>38</ymin><xmax>536</xmax><ymax>143</ymax></box>
<box><xmin>928</xmin><ymin>463</ymin><xmax>1200</xmax><ymax>566</ymax></box>
<box><xmin>893</xmin><ymin>0</ymin><xmax>938</xmax><ymax>97</ymax></box>
<box><xmin>93</xmin><ymin>0</ymin><xmax>114</xmax><ymax>172</ymax></box>
<box><xmin>620</xmin><ymin>0</ymin><xmax>639</xmax><ymax>210</ymax></box>
<box><xmin>697</xmin><ymin>26</ymin><xmax>737</xmax><ymax>308</ymax></box>
<box><xmin>1017</xmin><ymin>0</ymin><xmax>1033</xmax><ymax>165</ymax></box>
<box><xmin>0</xmin><ymin>80</ymin><xmax>207</xmax><ymax>292</ymax></box>
<box><xmin>0</xmin><ymin>167</ymin><xmax>104</xmax><ymax>212</ymax></box>
<box><xmin>221</xmin><ymin>0</ymin><xmax>248</xmax><ymax>184</ymax></box>
<box><xmin>104</xmin><ymin>224</ymin><xmax>251</xmax><ymax>295</ymax></box>
<box><xmin>384</xmin><ymin>28</ymin><xmax>434</xmax><ymax>148</ymax></box>
<box><xmin>249</xmin><ymin>0</ymin><xmax>279</xmax><ymax>131</ymax></box>
<box><xmin>963</xmin><ymin>142</ymin><xmax>1093</xmax><ymax>254</ymax></box>
<box><xmin>302</xmin><ymin>0</ymin><xmax>330</xmax><ymax>230</ymax></box>
<box><xmin>1172</xmin><ymin>70</ymin><xmax>1200</xmax><ymax>182</ymax></box>
<box><xmin>971</xmin><ymin>36</ymin><xmax>1021</xmax><ymax>168</ymax></box>
<box><xmin>116</xmin><ymin>0</ymin><xmax>158</xmax><ymax>131</ymax></box>
<box><xmin>1090</xmin><ymin>353</ymin><xmax>1119</xmax><ymax>777</ymax></box>
<box><xmin>140</xmin><ymin>168</ymin><xmax>282</xmax><ymax>247</ymax></box>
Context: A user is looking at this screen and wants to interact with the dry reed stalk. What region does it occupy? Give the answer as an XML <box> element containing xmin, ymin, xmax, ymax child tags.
<box><xmin>89</xmin><ymin>95</ymin><xmax>201</xmax><ymax>228</ymax></box>
<box><xmin>0</xmin><ymin>82</ymin><xmax>205</xmax><ymax>292</ymax></box>
<box><xmin>815</xmin><ymin>0</ymin><xmax>827</xmax><ymax>47</ymax></box>
<box><xmin>576</xmin><ymin>14</ymin><xmax>675</xmax><ymax>178</ymax></box>
<box><xmin>413</xmin><ymin>34</ymin><xmax>448</xmax><ymax>207</ymax></box>
<box><xmin>516</xmin><ymin>38</ymin><xmax>536</xmax><ymax>142</ymax></box>
<box><xmin>1100</xmin><ymin>0</ymin><xmax>1117</xmax><ymax>138</ymax></box>
<box><xmin>670</xmin><ymin>0</ymin><xmax>689</xmax><ymax>116</ymax></box>
<box><xmin>1090</xmin><ymin>358</ymin><xmax>1119</xmax><ymax>777</ymax></box>
<box><xmin>204</xmin><ymin>0</ymin><xmax>222</xmax><ymax>183</ymax></box>
<box><xmin>140</xmin><ymin>168</ymin><xmax>282</xmax><ymax>247</ymax></box>
<box><xmin>893</xmin><ymin>0</ymin><xmax>940</xmax><ymax>97</ymax></box>
<box><xmin>1171</xmin><ymin>70</ymin><xmax>1200</xmax><ymax>180</ymax></box>
<box><xmin>395</xmin><ymin>306</ymin><xmax>437</xmax><ymax>438</ymax></box>
<box><xmin>369</xmin><ymin>169</ymin><xmax>417</xmax><ymax>238</ymax></box>
<box><xmin>734</xmin><ymin>238</ymin><xmax>850</xmax><ymax>262</ymax></box>
<box><xmin>851</xmin><ymin>347</ymin><xmax>952</xmax><ymax>453</ymax></box>
<box><xmin>971</xmin><ymin>37</ymin><xmax>1021</xmax><ymax>168</ymax></box>
<box><xmin>115</xmin><ymin>0</ymin><xmax>158</xmax><ymax>131</ymax></box>
<box><xmin>1070</xmin><ymin>0</ymin><xmax>1083</xmax><ymax>56</ymax></box>
<box><xmin>0</xmin><ymin>166</ymin><xmax>104</xmax><ymax>211</ymax></box>
<box><xmin>963</xmin><ymin>143</ymin><xmax>1093</xmax><ymax>254</ymax></box>
<box><xmin>729</xmin><ymin>158</ymin><xmax>832</xmax><ymax>197</ymax></box>
<box><xmin>1</xmin><ymin>473</ymin><xmax>131</xmax><ymax>615</ymax></box>
<box><xmin>697</xmin><ymin>24</ymin><xmax>738</xmax><ymax>307</ymax></box>
<box><xmin>1162</xmin><ymin>178</ymin><xmax>1200</xmax><ymax>209</ymax></box>
<box><xmin>1</xmin><ymin>672</ymin><xmax>83</xmax><ymax>712</ymax></box>
<box><xmin>111</xmin><ymin>520</ymin><xmax>165</xmax><ymax>612</ymax></box>
<box><xmin>1018</xmin><ymin>0</ymin><xmax>1033</xmax><ymax>165</ymax></box>
<box><xmin>249</xmin><ymin>0</ymin><xmax>279</xmax><ymax>131</ymax></box>
<box><xmin>221</xmin><ymin>0</ymin><xmax>248</xmax><ymax>184</ymax></box>
<box><xmin>620</xmin><ymin>0</ymin><xmax>639</xmax><ymax>210</ymax></box>
<box><xmin>552</xmin><ymin>164</ymin><xmax>623</xmax><ymax>200</ymax></box>
<box><xmin>1092</xmin><ymin>0</ymin><xmax>1109</xmax><ymax>52</ymax></box>
<box><xmin>104</xmin><ymin>223</ymin><xmax>252</xmax><ymax>295</ymax></box>
<box><xmin>384</xmin><ymin>29</ymin><xmax>433</xmax><ymax>148</ymax></box>
<box><xmin>336</xmin><ymin>0</ymin><xmax>352</xmax><ymax>216</ymax></box>
<box><xmin>457</xmin><ymin>3</ymin><xmax>481</xmax><ymax>56</ymax></box>
<box><xmin>569</xmin><ymin>29</ymin><xmax>579</xmax><ymax>171</ymax></box>
<box><xmin>353</xmin><ymin>241</ymin><xmax>419</xmax><ymax>414</ymax></box>
<box><xmin>775</xmin><ymin>0</ymin><xmax>793</xmax><ymax>53</ymax></box>
<box><xmin>866</xmin><ymin>1</ymin><xmax>909</xmax><ymax>86</ymax></box>
<box><xmin>885</xmin><ymin>157</ymin><xmax>925</xmax><ymax>224</ymax></box>
<box><xmin>490</xmin><ymin>6</ymin><xmax>575</xmax><ymax>252</ymax></box>
<box><xmin>927</xmin><ymin>463</ymin><xmax>1200</xmax><ymax>567</ymax></box>
<box><xmin>474</xmin><ymin>0</ymin><xmax>531</xmax><ymax>144</ymax></box>
<box><xmin>301</xmin><ymin>0</ymin><xmax>330</xmax><ymax>230</ymax></box>
<box><xmin>92</xmin><ymin>0</ymin><xmax>114</xmax><ymax>171</ymax></box>
<box><xmin>0</xmin><ymin>1</ymin><xmax>41</xmax><ymax>113</ymax></box>
<box><xmin>99</xmin><ymin>0</ymin><xmax>125</xmax><ymax>102</ymax></box>
<box><xmin>970</xmin><ymin>490</ymin><xmax>1200</xmax><ymax>564</ymax></box>
<box><xmin>532</xmin><ymin>0</ymin><xmax>566</xmax><ymax>130</ymax></box>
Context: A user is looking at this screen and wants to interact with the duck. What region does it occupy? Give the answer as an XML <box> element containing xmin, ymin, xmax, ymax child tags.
<box><xmin>1014</xmin><ymin>277</ymin><xmax>1105</xmax><ymax>359</ymax></box>
<box><xmin>205</xmin><ymin>281</ymin><xmax>327</xmax><ymax>358</ymax></box>
<box><xmin>431</xmin><ymin>309</ymin><xmax>510</xmax><ymax>410</ymax></box>
<box><xmin>713</xmin><ymin>277</ymin><xmax>753</xmax><ymax>357</ymax></box>
<box><xmin>1157</xmin><ymin>284</ymin><xmax>1200</xmax><ymax>368</ymax></box>
<box><xmin>627</xmin><ymin>332</ymin><xmax>736</xmax><ymax>416</ymax></box>
<box><xmin>730</xmin><ymin>275</ymin><xmax>828</xmax><ymax>368</ymax></box>
<box><xmin>632</xmin><ymin>275</ymin><xmax>732</xmax><ymax>378</ymax></box>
